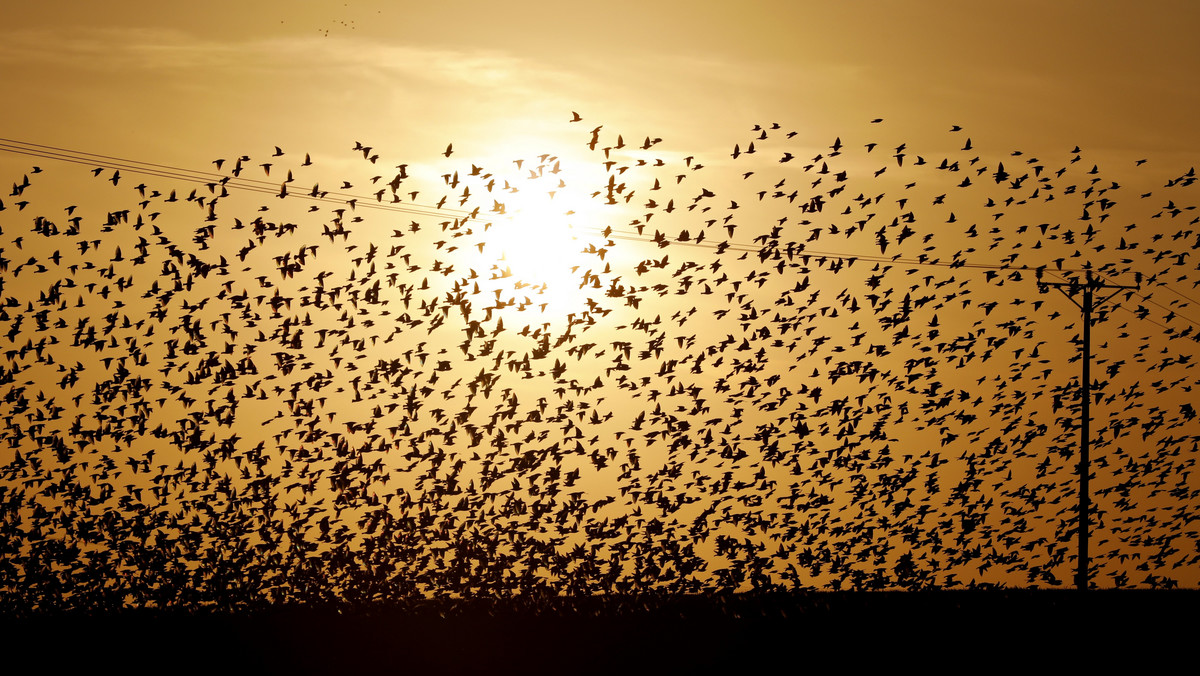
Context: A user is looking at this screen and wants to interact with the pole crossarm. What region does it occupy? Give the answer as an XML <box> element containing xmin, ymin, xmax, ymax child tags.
<box><xmin>1040</xmin><ymin>272</ymin><xmax>1139</xmax><ymax>314</ymax></box>
<box><xmin>1038</xmin><ymin>269</ymin><xmax>1139</xmax><ymax>590</ymax></box>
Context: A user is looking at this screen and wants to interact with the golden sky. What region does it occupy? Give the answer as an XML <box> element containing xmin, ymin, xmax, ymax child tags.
<box><xmin>3</xmin><ymin>1</ymin><xmax>1200</xmax><ymax>607</ymax></box>
<box><xmin>4</xmin><ymin>1</ymin><xmax>1200</xmax><ymax>172</ymax></box>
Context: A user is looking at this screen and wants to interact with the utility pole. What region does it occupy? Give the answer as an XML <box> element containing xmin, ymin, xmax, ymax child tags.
<box><xmin>1041</xmin><ymin>269</ymin><xmax>1138</xmax><ymax>590</ymax></box>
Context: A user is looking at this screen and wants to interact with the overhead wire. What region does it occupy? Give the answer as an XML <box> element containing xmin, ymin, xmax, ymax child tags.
<box><xmin>0</xmin><ymin>137</ymin><xmax>1103</xmax><ymax>275</ymax></box>
<box><xmin>0</xmin><ymin>138</ymin><xmax>472</xmax><ymax>221</ymax></box>
<box><xmin>0</xmin><ymin>136</ymin><xmax>1183</xmax><ymax>296</ymax></box>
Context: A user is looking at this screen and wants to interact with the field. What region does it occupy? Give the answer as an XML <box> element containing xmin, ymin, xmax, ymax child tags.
<box><xmin>5</xmin><ymin>591</ymin><xmax>1195</xmax><ymax>672</ymax></box>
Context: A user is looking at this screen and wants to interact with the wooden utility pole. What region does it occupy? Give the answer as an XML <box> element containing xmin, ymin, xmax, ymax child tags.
<box><xmin>1042</xmin><ymin>270</ymin><xmax>1138</xmax><ymax>590</ymax></box>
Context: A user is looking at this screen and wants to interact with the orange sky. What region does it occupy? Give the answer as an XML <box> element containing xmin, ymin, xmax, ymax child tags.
<box><xmin>2</xmin><ymin>1</ymin><xmax>1200</xmax><ymax>606</ymax></box>
<box><xmin>4</xmin><ymin>1</ymin><xmax>1200</xmax><ymax>173</ymax></box>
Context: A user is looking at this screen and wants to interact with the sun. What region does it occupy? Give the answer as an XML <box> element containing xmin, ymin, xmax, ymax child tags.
<box><xmin>490</xmin><ymin>198</ymin><xmax>588</xmax><ymax>310</ymax></box>
<box><xmin>469</xmin><ymin>166</ymin><xmax>608</xmax><ymax>314</ymax></box>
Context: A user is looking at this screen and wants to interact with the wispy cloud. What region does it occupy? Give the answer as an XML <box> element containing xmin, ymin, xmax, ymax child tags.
<box><xmin>0</xmin><ymin>25</ymin><xmax>609</xmax><ymax>166</ymax></box>
<box><xmin>0</xmin><ymin>26</ymin><xmax>584</xmax><ymax>95</ymax></box>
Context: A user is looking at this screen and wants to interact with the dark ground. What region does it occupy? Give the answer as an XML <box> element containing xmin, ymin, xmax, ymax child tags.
<box><xmin>3</xmin><ymin>591</ymin><xmax>1195</xmax><ymax>673</ymax></box>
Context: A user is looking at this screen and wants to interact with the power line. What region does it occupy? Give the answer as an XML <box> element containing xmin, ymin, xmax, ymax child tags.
<box><xmin>1158</xmin><ymin>282</ymin><xmax>1200</xmax><ymax>309</ymax></box>
<box><xmin>0</xmin><ymin>136</ymin><xmax>1174</xmax><ymax>290</ymax></box>
<box><xmin>0</xmin><ymin>138</ymin><xmax>470</xmax><ymax>221</ymax></box>
<box><xmin>1082</xmin><ymin>270</ymin><xmax>1200</xmax><ymax>336</ymax></box>
<box><xmin>0</xmin><ymin>137</ymin><xmax>1104</xmax><ymax>276</ymax></box>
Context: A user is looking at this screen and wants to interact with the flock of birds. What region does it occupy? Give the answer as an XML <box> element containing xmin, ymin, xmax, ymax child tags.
<box><xmin>1</xmin><ymin>112</ymin><xmax>1199</xmax><ymax>613</ymax></box>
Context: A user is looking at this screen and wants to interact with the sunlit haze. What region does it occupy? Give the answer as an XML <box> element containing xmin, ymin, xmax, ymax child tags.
<box><xmin>3</xmin><ymin>2</ymin><xmax>1200</xmax><ymax>616</ymax></box>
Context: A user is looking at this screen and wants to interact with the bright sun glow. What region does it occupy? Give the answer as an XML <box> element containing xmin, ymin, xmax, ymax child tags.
<box><xmin>470</xmin><ymin>167</ymin><xmax>608</xmax><ymax>313</ymax></box>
